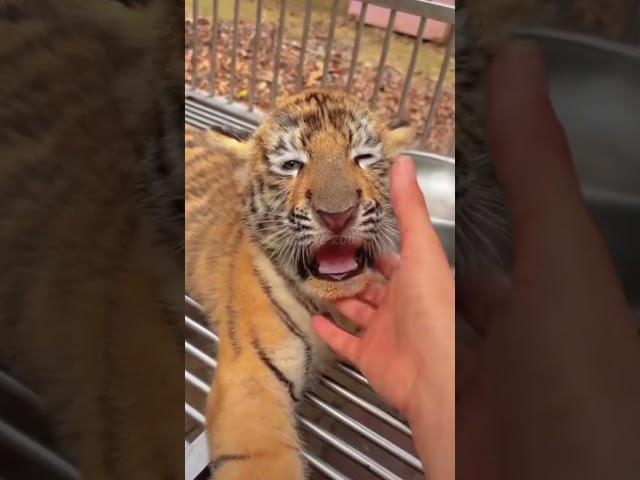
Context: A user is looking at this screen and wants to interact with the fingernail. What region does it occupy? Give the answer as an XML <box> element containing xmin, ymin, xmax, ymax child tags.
<box><xmin>394</xmin><ymin>155</ymin><xmax>415</xmax><ymax>179</ymax></box>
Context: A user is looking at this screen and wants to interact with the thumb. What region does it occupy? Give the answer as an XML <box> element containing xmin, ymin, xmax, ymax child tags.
<box><xmin>391</xmin><ymin>156</ymin><xmax>443</xmax><ymax>258</ymax></box>
<box><xmin>487</xmin><ymin>41</ymin><xmax>590</xmax><ymax>268</ymax></box>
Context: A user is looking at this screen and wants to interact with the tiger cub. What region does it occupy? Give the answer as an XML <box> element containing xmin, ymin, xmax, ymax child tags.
<box><xmin>185</xmin><ymin>89</ymin><xmax>414</xmax><ymax>479</ymax></box>
<box><xmin>0</xmin><ymin>0</ymin><xmax>183</xmax><ymax>478</ymax></box>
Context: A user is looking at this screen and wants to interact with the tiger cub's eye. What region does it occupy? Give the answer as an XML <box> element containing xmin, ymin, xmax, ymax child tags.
<box><xmin>354</xmin><ymin>153</ymin><xmax>378</xmax><ymax>168</ymax></box>
<box><xmin>282</xmin><ymin>160</ymin><xmax>303</xmax><ymax>171</ymax></box>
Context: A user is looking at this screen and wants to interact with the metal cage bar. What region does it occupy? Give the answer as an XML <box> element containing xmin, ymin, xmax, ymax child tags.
<box><xmin>0</xmin><ymin>418</ymin><xmax>80</xmax><ymax>480</ymax></box>
<box><xmin>296</xmin><ymin>0</ymin><xmax>313</xmax><ymax>92</ymax></box>
<box><xmin>299</xmin><ymin>419</ymin><xmax>403</xmax><ymax>480</ymax></box>
<box><xmin>248</xmin><ymin>0</ymin><xmax>265</xmax><ymax>111</ymax></box>
<box><xmin>370</xmin><ymin>9</ymin><xmax>398</xmax><ymax>108</ymax></box>
<box><xmin>191</xmin><ymin>0</ymin><xmax>200</xmax><ymax>90</ymax></box>
<box><xmin>398</xmin><ymin>15</ymin><xmax>428</xmax><ymax>116</ymax></box>
<box><xmin>228</xmin><ymin>0</ymin><xmax>241</xmax><ymax>102</ymax></box>
<box><xmin>271</xmin><ymin>0</ymin><xmax>288</xmax><ymax>106</ymax></box>
<box><xmin>321</xmin><ymin>0</ymin><xmax>341</xmax><ymax>86</ymax></box>
<box><xmin>346</xmin><ymin>1</ymin><xmax>369</xmax><ymax>92</ymax></box>
<box><xmin>421</xmin><ymin>26</ymin><xmax>454</xmax><ymax>144</ymax></box>
<box><xmin>209</xmin><ymin>0</ymin><xmax>219</xmax><ymax>96</ymax></box>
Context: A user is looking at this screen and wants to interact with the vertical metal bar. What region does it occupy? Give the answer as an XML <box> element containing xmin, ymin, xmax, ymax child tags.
<box><xmin>346</xmin><ymin>1</ymin><xmax>369</xmax><ymax>92</ymax></box>
<box><xmin>397</xmin><ymin>15</ymin><xmax>427</xmax><ymax>117</ymax></box>
<box><xmin>421</xmin><ymin>27</ymin><xmax>454</xmax><ymax>146</ymax></box>
<box><xmin>229</xmin><ymin>0</ymin><xmax>241</xmax><ymax>102</ymax></box>
<box><xmin>296</xmin><ymin>0</ymin><xmax>312</xmax><ymax>92</ymax></box>
<box><xmin>271</xmin><ymin>0</ymin><xmax>288</xmax><ymax>106</ymax></box>
<box><xmin>321</xmin><ymin>0</ymin><xmax>340</xmax><ymax>86</ymax></box>
<box><xmin>249</xmin><ymin>0</ymin><xmax>264</xmax><ymax>111</ymax></box>
<box><xmin>191</xmin><ymin>0</ymin><xmax>200</xmax><ymax>90</ymax></box>
<box><xmin>209</xmin><ymin>0</ymin><xmax>219</xmax><ymax>96</ymax></box>
<box><xmin>370</xmin><ymin>9</ymin><xmax>397</xmax><ymax>108</ymax></box>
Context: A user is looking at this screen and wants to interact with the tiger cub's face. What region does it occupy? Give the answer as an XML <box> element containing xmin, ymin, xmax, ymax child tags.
<box><xmin>247</xmin><ymin>90</ymin><xmax>414</xmax><ymax>300</ymax></box>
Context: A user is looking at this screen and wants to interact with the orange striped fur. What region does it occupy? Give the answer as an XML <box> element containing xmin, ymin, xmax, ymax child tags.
<box><xmin>185</xmin><ymin>90</ymin><xmax>414</xmax><ymax>479</ymax></box>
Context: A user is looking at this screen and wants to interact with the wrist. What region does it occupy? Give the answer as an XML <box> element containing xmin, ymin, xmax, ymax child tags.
<box><xmin>405</xmin><ymin>353</ymin><xmax>455</xmax><ymax>480</ymax></box>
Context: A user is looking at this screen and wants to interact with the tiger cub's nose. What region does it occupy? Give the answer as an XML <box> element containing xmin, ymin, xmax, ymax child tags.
<box><xmin>317</xmin><ymin>206</ymin><xmax>357</xmax><ymax>234</ymax></box>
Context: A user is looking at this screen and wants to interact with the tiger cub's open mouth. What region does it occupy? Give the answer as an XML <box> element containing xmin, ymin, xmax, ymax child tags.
<box><xmin>300</xmin><ymin>238</ymin><xmax>375</xmax><ymax>282</ymax></box>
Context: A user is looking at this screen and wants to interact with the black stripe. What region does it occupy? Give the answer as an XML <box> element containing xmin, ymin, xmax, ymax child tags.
<box><xmin>251</xmin><ymin>336</ymin><xmax>298</xmax><ymax>403</ymax></box>
<box><xmin>211</xmin><ymin>454</ymin><xmax>252</xmax><ymax>473</ymax></box>
<box><xmin>252</xmin><ymin>266</ymin><xmax>313</xmax><ymax>377</ymax></box>
<box><xmin>268</xmin><ymin>257</ymin><xmax>319</xmax><ymax>315</ymax></box>
<box><xmin>363</xmin><ymin>204</ymin><xmax>378</xmax><ymax>216</ymax></box>
<box><xmin>226</xmin><ymin>229</ymin><xmax>243</xmax><ymax>355</ymax></box>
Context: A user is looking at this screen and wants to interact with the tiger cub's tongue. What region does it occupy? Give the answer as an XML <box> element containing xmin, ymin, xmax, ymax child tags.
<box><xmin>315</xmin><ymin>242</ymin><xmax>359</xmax><ymax>275</ymax></box>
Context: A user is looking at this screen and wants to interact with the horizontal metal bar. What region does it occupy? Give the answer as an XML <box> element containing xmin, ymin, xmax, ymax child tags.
<box><xmin>186</xmin><ymin>98</ymin><xmax>256</xmax><ymax>132</ymax></box>
<box><xmin>186</xmin><ymin>87</ymin><xmax>262</xmax><ymax>125</ymax></box>
<box><xmin>336</xmin><ymin>363</ymin><xmax>369</xmax><ymax>385</ymax></box>
<box><xmin>185</xmin><ymin>111</ymin><xmax>214</xmax><ymax>131</ymax></box>
<box><xmin>0</xmin><ymin>371</ymin><xmax>45</xmax><ymax>412</ymax></box>
<box><xmin>318</xmin><ymin>376</ymin><xmax>411</xmax><ymax>436</ymax></box>
<box><xmin>305</xmin><ymin>393</ymin><xmax>422</xmax><ymax>471</ymax></box>
<box><xmin>185</xmin><ymin>294</ymin><xmax>200</xmax><ymax>310</ymax></box>
<box><xmin>185</xmin><ymin>433</ymin><xmax>211</xmax><ymax>480</ymax></box>
<box><xmin>303</xmin><ymin>451</ymin><xmax>350</xmax><ymax>480</ymax></box>
<box><xmin>185</xmin><ymin>370</ymin><xmax>210</xmax><ymax>394</ymax></box>
<box><xmin>0</xmin><ymin>418</ymin><xmax>79</xmax><ymax>479</ymax></box>
<box><xmin>185</xmin><ymin>341</ymin><xmax>218</xmax><ymax>368</ymax></box>
<box><xmin>366</xmin><ymin>0</ymin><xmax>454</xmax><ymax>24</ymax></box>
<box><xmin>185</xmin><ymin>316</ymin><xmax>219</xmax><ymax>343</ymax></box>
<box><xmin>300</xmin><ymin>418</ymin><xmax>403</xmax><ymax>480</ymax></box>
<box><xmin>185</xmin><ymin>403</ymin><xmax>206</xmax><ymax>425</ymax></box>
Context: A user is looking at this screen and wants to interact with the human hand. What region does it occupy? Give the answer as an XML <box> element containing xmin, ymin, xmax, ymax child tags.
<box><xmin>312</xmin><ymin>156</ymin><xmax>455</xmax><ymax>480</ymax></box>
<box><xmin>456</xmin><ymin>42</ymin><xmax>640</xmax><ymax>480</ymax></box>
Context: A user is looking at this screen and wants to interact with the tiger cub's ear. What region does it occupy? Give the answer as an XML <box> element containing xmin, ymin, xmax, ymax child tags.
<box><xmin>203</xmin><ymin>129</ymin><xmax>253</xmax><ymax>160</ymax></box>
<box><xmin>201</xmin><ymin>129</ymin><xmax>254</xmax><ymax>195</ymax></box>
<box><xmin>383</xmin><ymin>118</ymin><xmax>416</xmax><ymax>159</ymax></box>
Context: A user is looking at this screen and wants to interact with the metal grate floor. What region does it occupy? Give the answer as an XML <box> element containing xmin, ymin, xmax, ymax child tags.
<box><xmin>184</xmin><ymin>295</ymin><xmax>423</xmax><ymax>480</ymax></box>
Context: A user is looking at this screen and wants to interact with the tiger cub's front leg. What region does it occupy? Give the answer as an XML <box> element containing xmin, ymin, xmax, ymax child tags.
<box><xmin>206</xmin><ymin>336</ymin><xmax>307</xmax><ymax>480</ymax></box>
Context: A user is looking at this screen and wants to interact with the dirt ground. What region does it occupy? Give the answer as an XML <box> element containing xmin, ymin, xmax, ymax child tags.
<box><xmin>185</xmin><ymin>0</ymin><xmax>454</xmax><ymax>155</ymax></box>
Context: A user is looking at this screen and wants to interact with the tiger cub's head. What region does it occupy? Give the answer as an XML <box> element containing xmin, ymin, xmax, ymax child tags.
<box><xmin>245</xmin><ymin>89</ymin><xmax>414</xmax><ymax>300</ymax></box>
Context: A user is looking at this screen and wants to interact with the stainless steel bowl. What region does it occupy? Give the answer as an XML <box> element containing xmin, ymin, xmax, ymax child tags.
<box><xmin>519</xmin><ymin>29</ymin><xmax>640</xmax><ymax>304</ymax></box>
<box><xmin>411</xmin><ymin>150</ymin><xmax>455</xmax><ymax>265</ymax></box>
